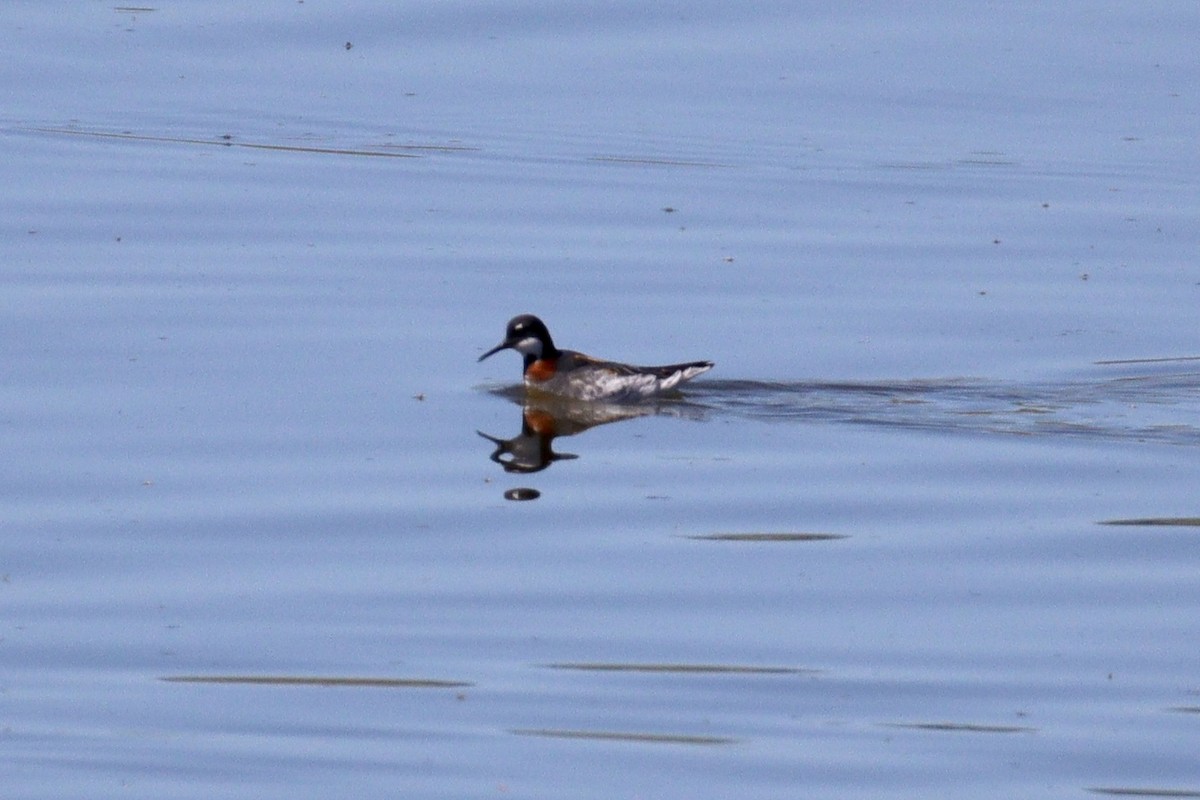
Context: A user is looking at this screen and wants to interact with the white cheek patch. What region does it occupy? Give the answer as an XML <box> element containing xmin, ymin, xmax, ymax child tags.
<box><xmin>511</xmin><ymin>336</ymin><xmax>543</xmax><ymax>357</ymax></box>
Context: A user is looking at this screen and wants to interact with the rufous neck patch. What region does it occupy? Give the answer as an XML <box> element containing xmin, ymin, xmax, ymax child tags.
<box><xmin>525</xmin><ymin>358</ymin><xmax>558</xmax><ymax>382</ymax></box>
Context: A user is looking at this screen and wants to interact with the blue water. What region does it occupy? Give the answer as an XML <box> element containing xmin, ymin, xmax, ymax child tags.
<box><xmin>3</xmin><ymin>3</ymin><xmax>1199</xmax><ymax>798</ymax></box>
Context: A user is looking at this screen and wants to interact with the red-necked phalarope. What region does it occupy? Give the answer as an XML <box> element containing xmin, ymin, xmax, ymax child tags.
<box><xmin>478</xmin><ymin>314</ymin><xmax>714</xmax><ymax>402</ymax></box>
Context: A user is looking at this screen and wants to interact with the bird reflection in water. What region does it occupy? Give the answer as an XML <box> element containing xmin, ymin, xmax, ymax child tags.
<box><xmin>478</xmin><ymin>394</ymin><xmax>658</xmax><ymax>474</ymax></box>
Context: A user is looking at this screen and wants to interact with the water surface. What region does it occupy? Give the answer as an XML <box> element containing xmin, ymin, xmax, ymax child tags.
<box><xmin>3</xmin><ymin>2</ymin><xmax>1199</xmax><ymax>798</ymax></box>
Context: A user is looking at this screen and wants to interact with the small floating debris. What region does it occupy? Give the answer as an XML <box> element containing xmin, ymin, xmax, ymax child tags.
<box><xmin>882</xmin><ymin>721</ymin><xmax>1036</xmax><ymax>734</ymax></box>
<box><xmin>687</xmin><ymin>532</ymin><xmax>847</xmax><ymax>542</ymax></box>
<box><xmin>504</xmin><ymin>487</ymin><xmax>540</xmax><ymax>501</ymax></box>
<box><xmin>544</xmin><ymin>662</ymin><xmax>816</xmax><ymax>675</ymax></box>
<box><xmin>1098</xmin><ymin>517</ymin><xmax>1200</xmax><ymax>527</ymax></box>
<box><xmin>510</xmin><ymin>728</ymin><xmax>735</xmax><ymax>746</ymax></box>
<box><xmin>1087</xmin><ymin>788</ymin><xmax>1200</xmax><ymax>798</ymax></box>
<box><xmin>159</xmin><ymin>675</ymin><xmax>472</xmax><ymax>688</ymax></box>
<box><xmin>1094</xmin><ymin>355</ymin><xmax>1200</xmax><ymax>366</ymax></box>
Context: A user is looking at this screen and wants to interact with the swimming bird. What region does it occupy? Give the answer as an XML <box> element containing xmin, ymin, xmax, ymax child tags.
<box><xmin>477</xmin><ymin>314</ymin><xmax>713</xmax><ymax>402</ymax></box>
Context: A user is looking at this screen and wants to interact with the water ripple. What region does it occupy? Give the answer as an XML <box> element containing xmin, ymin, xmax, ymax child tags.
<box><xmin>684</xmin><ymin>369</ymin><xmax>1200</xmax><ymax>446</ymax></box>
